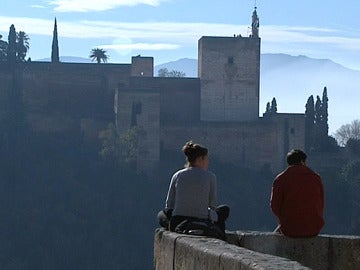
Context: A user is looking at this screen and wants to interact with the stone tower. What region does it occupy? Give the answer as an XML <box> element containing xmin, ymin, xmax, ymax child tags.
<box><xmin>198</xmin><ymin>7</ymin><xmax>260</xmax><ymax>122</ymax></box>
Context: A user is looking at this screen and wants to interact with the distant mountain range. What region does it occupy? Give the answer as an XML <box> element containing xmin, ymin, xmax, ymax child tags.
<box><xmin>155</xmin><ymin>54</ymin><xmax>360</xmax><ymax>134</ymax></box>
<box><xmin>155</xmin><ymin>58</ymin><xmax>198</xmax><ymax>77</ymax></box>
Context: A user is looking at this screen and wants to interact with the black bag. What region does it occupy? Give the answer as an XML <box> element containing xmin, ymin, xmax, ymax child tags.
<box><xmin>174</xmin><ymin>218</ymin><xmax>226</xmax><ymax>240</ymax></box>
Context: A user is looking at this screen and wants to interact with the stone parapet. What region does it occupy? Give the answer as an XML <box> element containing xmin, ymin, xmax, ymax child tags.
<box><xmin>226</xmin><ymin>231</ymin><xmax>360</xmax><ymax>270</ymax></box>
<box><xmin>154</xmin><ymin>228</ymin><xmax>310</xmax><ymax>270</ymax></box>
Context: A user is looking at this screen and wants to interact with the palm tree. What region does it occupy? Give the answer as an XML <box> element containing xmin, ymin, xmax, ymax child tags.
<box><xmin>16</xmin><ymin>31</ymin><xmax>30</xmax><ymax>62</ymax></box>
<box><xmin>89</xmin><ymin>48</ymin><xmax>109</xmax><ymax>64</ymax></box>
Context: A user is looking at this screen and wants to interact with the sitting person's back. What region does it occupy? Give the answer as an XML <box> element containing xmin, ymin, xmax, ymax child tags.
<box><xmin>270</xmin><ymin>149</ymin><xmax>324</xmax><ymax>237</ymax></box>
<box><xmin>167</xmin><ymin>166</ymin><xmax>216</xmax><ymax>222</ymax></box>
<box><xmin>158</xmin><ymin>141</ymin><xmax>229</xmax><ymax>239</ymax></box>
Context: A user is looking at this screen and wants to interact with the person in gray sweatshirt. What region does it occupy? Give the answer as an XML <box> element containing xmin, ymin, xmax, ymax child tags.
<box><xmin>158</xmin><ymin>141</ymin><xmax>229</xmax><ymax>234</ymax></box>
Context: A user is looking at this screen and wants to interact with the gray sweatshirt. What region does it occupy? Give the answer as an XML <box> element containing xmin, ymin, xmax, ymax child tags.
<box><xmin>165</xmin><ymin>167</ymin><xmax>217</xmax><ymax>219</ymax></box>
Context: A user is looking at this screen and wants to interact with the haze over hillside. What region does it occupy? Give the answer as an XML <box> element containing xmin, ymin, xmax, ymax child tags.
<box><xmin>155</xmin><ymin>55</ymin><xmax>360</xmax><ymax>134</ymax></box>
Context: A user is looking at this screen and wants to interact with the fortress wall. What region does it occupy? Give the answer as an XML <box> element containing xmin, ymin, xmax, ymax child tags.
<box><xmin>0</xmin><ymin>57</ymin><xmax>306</xmax><ymax>173</ymax></box>
<box><xmin>0</xmin><ymin>62</ymin><xmax>130</xmax><ymax>144</ymax></box>
<box><xmin>115</xmin><ymin>88</ymin><xmax>161</xmax><ymax>173</ymax></box>
<box><xmin>129</xmin><ymin>76</ymin><xmax>200</xmax><ymax>124</ymax></box>
<box><xmin>159</xmin><ymin>78</ymin><xmax>200</xmax><ymax>124</ymax></box>
<box><xmin>161</xmin><ymin>117</ymin><xmax>304</xmax><ymax>172</ymax></box>
<box><xmin>261</xmin><ymin>114</ymin><xmax>306</xmax><ymax>168</ymax></box>
<box><xmin>21</xmin><ymin>62</ymin><xmax>131</xmax><ymax>117</ymax></box>
<box><xmin>0</xmin><ymin>62</ymin><xmax>132</xmax><ymax>139</ymax></box>
<box><xmin>0</xmin><ymin>71</ymin><xmax>11</xmax><ymax>121</ymax></box>
<box><xmin>154</xmin><ymin>229</ymin><xmax>310</xmax><ymax>270</ymax></box>
<box><xmin>161</xmin><ymin>122</ymin><xmax>280</xmax><ymax>170</ymax></box>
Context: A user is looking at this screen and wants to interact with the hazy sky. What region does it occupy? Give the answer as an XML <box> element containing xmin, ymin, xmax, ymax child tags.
<box><xmin>1</xmin><ymin>0</ymin><xmax>360</xmax><ymax>69</ymax></box>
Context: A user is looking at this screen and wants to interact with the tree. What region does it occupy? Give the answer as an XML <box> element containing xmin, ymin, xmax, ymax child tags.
<box><xmin>314</xmin><ymin>95</ymin><xmax>321</xmax><ymax>126</ymax></box>
<box><xmin>89</xmin><ymin>48</ymin><xmax>109</xmax><ymax>63</ymax></box>
<box><xmin>264</xmin><ymin>102</ymin><xmax>271</xmax><ymax>115</ymax></box>
<box><xmin>16</xmin><ymin>31</ymin><xmax>30</xmax><ymax>62</ymax></box>
<box><xmin>320</xmin><ymin>87</ymin><xmax>329</xmax><ymax>137</ymax></box>
<box><xmin>0</xmin><ymin>34</ymin><xmax>8</xmax><ymax>61</ymax></box>
<box><xmin>3</xmin><ymin>25</ymin><xmax>30</xmax><ymax>63</ymax></box>
<box><xmin>346</xmin><ymin>138</ymin><xmax>360</xmax><ymax>156</ymax></box>
<box><xmin>7</xmin><ymin>24</ymin><xmax>16</xmax><ymax>66</ymax></box>
<box><xmin>313</xmin><ymin>95</ymin><xmax>322</xmax><ymax>147</ymax></box>
<box><xmin>306</xmin><ymin>87</ymin><xmax>335</xmax><ymax>151</ymax></box>
<box><xmin>271</xmin><ymin>97</ymin><xmax>277</xmax><ymax>114</ymax></box>
<box><xmin>51</xmin><ymin>18</ymin><xmax>60</xmax><ymax>63</ymax></box>
<box><xmin>99</xmin><ymin>123</ymin><xmax>144</xmax><ymax>170</ymax></box>
<box><xmin>158</xmin><ymin>68</ymin><xmax>186</xmax><ymax>77</ymax></box>
<box><xmin>263</xmin><ymin>98</ymin><xmax>278</xmax><ymax>117</ymax></box>
<box><xmin>305</xmin><ymin>95</ymin><xmax>315</xmax><ymax>125</ymax></box>
<box><xmin>340</xmin><ymin>160</ymin><xmax>360</xmax><ymax>234</ymax></box>
<box><xmin>305</xmin><ymin>95</ymin><xmax>315</xmax><ymax>151</ymax></box>
<box><xmin>335</xmin><ymin>120</ymin><xmax>360</xmax><ymax>146</ymax></box>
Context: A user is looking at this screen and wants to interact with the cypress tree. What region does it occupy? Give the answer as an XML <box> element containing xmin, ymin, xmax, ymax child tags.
<box><xmin>265</xmin><ymin>102</ymin><xmax>271</xmax><ymax>114</ymax></box>
<box><xmin>314</xmin><ymin>95</ymin><xmax>322</xmax><ymax>149</ymax></box>
<box><xmin>7</xmin><ymin>24</ymin><xmax>16</xmax><ymax>66</ymax></box>
<box><xmin>16</xmin><ymin>31</ymin><xmax>29</xmax><ymax>62</ymax></box>
<box><xmin>271</xmin><ymin>97</ymin><xmax>277</xmax><ymax>114</ymax></box>
<box><xmin>315</xmin><ymin>96</ymin><xmax>321</xmax><ymax>125</ymax></box>
<box><xmin>0</xmin><ymin>34</ymin><xmax>8</xmax><ymax>61</ymax></box>
<box><xmin>305</xmin><ymin>95</ymin><xmax>315</xmax><ymax>151</ymax></box>
<box><xmin>321</xmin><ymin>87</ymin><xmax>329</xmax><ymax>137</ymax></box>
<box><xmin>51</xmin><ymin>18</ymin><xmax>60</xmax><ymax>63</ymax></box>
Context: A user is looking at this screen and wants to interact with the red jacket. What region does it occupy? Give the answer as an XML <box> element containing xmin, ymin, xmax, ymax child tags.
<box><xmin>270</xmin><ymin>165</ymin><xmax>324</xmax><ymax>237</ymax></box>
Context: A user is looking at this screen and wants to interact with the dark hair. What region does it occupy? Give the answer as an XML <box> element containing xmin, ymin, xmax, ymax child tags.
<box><xmin>286</xmin><ymin>149</ymin><xmax>307</xmax><ymax>165</ymax></box>
<box><xmin>182</xmin><ymin>141</ymin><xmax>208</xmax><ymax>167</ymax></box>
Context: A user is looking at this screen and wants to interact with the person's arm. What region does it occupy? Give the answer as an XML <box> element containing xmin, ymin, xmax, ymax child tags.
<box><xmin>209</xmin><ymin>175</ymin><xmax>217</xmax><ymax>209</ymax></box>
<box><xmin>270</xmin><ymin>177</ymin><xmax>283</xmax><ymax>218</ymax></box>
<box><xmin>165</xmin><ymin>174</ymin><xmax>177</xmax><ymax>209</ymax></box>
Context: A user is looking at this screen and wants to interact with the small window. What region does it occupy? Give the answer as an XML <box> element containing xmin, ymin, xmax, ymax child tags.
<box><xmin>290</xmin><ymin>128</ymin><xmax>295</xmax><ymax>134</ymax></box>
<box><xmin>228</xmin><ymin>57</ymin><xmax>234</xmax><ymax>64</ymax></box>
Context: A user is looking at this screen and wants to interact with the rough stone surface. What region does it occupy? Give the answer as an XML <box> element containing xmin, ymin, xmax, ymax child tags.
<box><xmin>198</xmin><ymin>36</ymin><xmax>260</xmax><ymax>122</ymax></box>
<box><xmin>226</xmin><ymin>231</ymin><xmax>360</xmax><ymax>270</ymax></box>
<box><xmin>154</xmin><ymin>229</ymin><xmax>310</xmax><ymax>270</ymax></box>
<box><xmin>325</xmin><ymin>234</ymin><xmax>360</xmax><ymax>270</ymax></box>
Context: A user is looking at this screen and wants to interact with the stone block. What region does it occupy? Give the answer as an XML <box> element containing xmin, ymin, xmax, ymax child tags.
<box><xmin>154</xmin><ymin>229</ymin><xmax>310</xmax><ymax>270</ymax></box>
<box><xmin>326</xmin><ymin>234</ymin><xmax>360</xmax><ymax>269</ymax></box>
<box><xmin>230</xmin><ymin>231</ymin><xmax>360</xmax><ymax>270</ymax></box>
<box><xmin>231</xmin><ymin>231</ymin><xmax>332</xmax><ymax>270</ymax></box>
<box><xmin>154</xmin><ymin>229</ymin><xmax>177</xmax><ymax>270</ymax></box>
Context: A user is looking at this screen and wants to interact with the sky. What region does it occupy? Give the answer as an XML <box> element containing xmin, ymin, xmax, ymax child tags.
<box><xmin>1</xmin><ymin>0</ymin><xmax>360</xmax><ymax>69</ymax></box>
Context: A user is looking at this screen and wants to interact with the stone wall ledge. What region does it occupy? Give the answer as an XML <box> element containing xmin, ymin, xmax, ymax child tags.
<box><xmin>154</xmin><ymin>228</ymin><xmax>310</xmax><ymax>270</ymax></box>
<box><xmin>226</xmin><ymin>230</ymin><xmax>360</xmax><ymax>270</ymax></box>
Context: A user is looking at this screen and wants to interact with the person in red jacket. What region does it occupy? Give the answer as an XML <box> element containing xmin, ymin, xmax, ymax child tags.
<box><xmin>270</xmin><ymin>149</ymin><xmax>324</xmax><ymax>237</ymax></box>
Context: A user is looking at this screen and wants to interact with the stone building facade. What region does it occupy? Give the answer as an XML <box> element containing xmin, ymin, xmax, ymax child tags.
<box><xmin>199</xmin><ymin>36</ymin><xmax>260</xmax><ymax>122</ymax></box>
<box><xmin>0</xmin><ymin>7</ymin><xmax>305</xmax><ymax>174</ymax></box>
<box><xmin>114</xmin><ymin>7</ymin><xmax>305</xmax><ymax>173</ymax></box>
